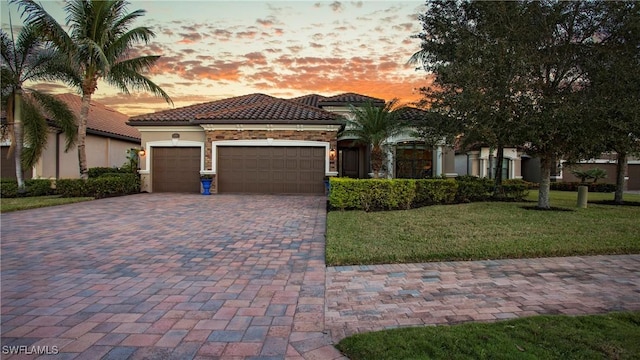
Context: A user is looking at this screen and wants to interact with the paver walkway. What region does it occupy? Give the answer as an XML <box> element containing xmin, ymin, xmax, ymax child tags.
<box><xmin>325</xmin><ymin>255</ymin><xmax>640</xmax><ymax>343</ymax></box>
<box><xmin>1</xmin><ymin>194</ymin><xmax>343</xmax><ymax>360</ymax></box>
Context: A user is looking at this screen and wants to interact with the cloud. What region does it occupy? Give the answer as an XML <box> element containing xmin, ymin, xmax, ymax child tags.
<box><xmin>244</xmin><ymin>52</ymin><xmax>268</xmax><ymax>66</ymax></box>
<box><xmin>177</xmin><ymin>32</ymin><xmax>202</xmax><ymax>44</ymax></box>
<box><xmin>256</xmin><ymin>18</ymin><xmax>275</xmax><ymax>27</ymax></box>
<box><xmin>330</xmin><ymin>1</ymin><xmax>343</xmax><ymax>12</ymax></box>
<box><xmin>309</xmin><ymin>42</ymin><xmax>324</xmax><ymax>49</ymax></box>
<box><xmin>236</xmin><ymin>31</ymin><xmax>258</xmax><ymax>39</ymax></box>
<box><xmin>211</xmin><ymin>29</ymin><xmax>233</xmax><ymax>42</ymax></box>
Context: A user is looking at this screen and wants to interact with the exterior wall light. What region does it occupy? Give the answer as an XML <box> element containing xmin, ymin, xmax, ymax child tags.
<box><xmin>329</xmin><ymin>148</ymin><xmax>337</xmax><ymax>161</ymax></box>
<box><xmin>138</xmin><ymin>149</ymin><xmax>146</xmax><ymax>157</ymax></box>
<box><xmin>171</xmin><ymin>133</ymin><xmax>180</xmax><ymax>146</ymax></box>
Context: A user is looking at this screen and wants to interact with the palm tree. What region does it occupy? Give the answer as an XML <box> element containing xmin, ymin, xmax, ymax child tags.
<box><xmin>14</xmin><ymin>0</ymin><xmax>172</xmax><ymax>179</ymax></box>
<box><xmin>1</xmin><ymin>24</ymin><xmax>78</xmax><ymax>191</ymax></box>
<box><xmin>341</xmin><ymin>99</ymin><xmax>407</xmax><ymax>178</ymax></box>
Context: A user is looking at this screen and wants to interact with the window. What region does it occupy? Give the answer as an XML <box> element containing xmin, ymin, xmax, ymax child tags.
<box><xmin>395</xmin><ymin>142</ymin><xmax>433</xmax><ymax>178</ymax></box>
<box><xmin>487</xmin><ymin>158</ymin><xmax>510</xmax><ymax>179</ymax></box>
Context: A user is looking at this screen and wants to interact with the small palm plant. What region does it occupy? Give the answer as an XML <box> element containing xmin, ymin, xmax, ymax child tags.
<box><xmin>341</xmin><ymin>99</ymin><xmax>407</xmax><ymax>178</ymax></box>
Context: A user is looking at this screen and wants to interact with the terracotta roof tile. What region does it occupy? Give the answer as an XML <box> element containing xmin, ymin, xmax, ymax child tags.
<box><xmin>129</xmin><ymin>93</ymin><xmax>343</xmax><ymax>125</ymax></box>
<box><xmin>54</xmin><ymin>94</ymin><xmax>139</xmax><ymax>141</ymax></box>
<box><xmin>289</xmin><ymin>94</ymin><xmax>328</xmax><ymax>108</ymax></box>
<box><xmin>128</xmin><ymin>93</ymin><xmax>276</xmax><ymax>123</ymax></box>
<box><xmin>394</xmin><ymin>107</ymin><xmax>430</xmax><ymax>122</ymax></box>
<box><xmin>318</xmin><ymin>92</ymin><xmax>385</xmax><ymax>106</ymax></box>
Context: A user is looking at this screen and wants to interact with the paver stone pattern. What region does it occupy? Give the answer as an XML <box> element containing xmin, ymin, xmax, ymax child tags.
<box><xmin>1</xmin><ymin>194</ymin><xmax>344</xmax><ymax>360</ymax></box>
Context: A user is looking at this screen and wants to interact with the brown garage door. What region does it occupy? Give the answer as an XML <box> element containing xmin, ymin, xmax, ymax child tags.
<box><xmin>152</xmin><ymin>147</ymin><xmax>200</xmax><ymax>193</ymax></box>
<box><xmin>218</xmin><ymin>146</ymin><xmax>325</xmax><ymax>194</ymax></box>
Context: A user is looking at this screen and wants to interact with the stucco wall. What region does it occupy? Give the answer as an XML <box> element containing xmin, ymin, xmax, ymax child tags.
<box><xmin>35</xmin><ymin>132</ymin><xmax>138</xmax><ymax>179</ymax></box>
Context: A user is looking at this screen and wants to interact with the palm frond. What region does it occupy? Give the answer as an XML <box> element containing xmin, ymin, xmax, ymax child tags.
<box><xmin>0</xmin><ymin>29</ymin><xmax>16</xmax><ymax>71</ymax></box>
<box><xmin>10</xmin><ymin>0</ymin><xmax>74</xmax><ymax>53</ymax></box>
<box><xmin>108</xmin><ymin>58</ymin><xmax>173</xmax><ymax>105</ymax></box>
<box><xmin>107</xmin><ymin>26</ymin><xmax>155</xmax><ymax>61</ymax></box>
<box><xmin>30</xmin><ymin>90</ymin><xmax>77</xmax><ymax>151</ymax></box>
<box><xmin>20</xmin><ymin>97</ymin><xmax>48</xmax><ymax>168</ymax></box>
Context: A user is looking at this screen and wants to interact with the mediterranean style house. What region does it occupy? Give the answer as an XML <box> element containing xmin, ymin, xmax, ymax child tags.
<box><xmin>1</xmin><ymin>93</ymin><xmax>140</xmax><ymax>180</ymax></box>
<box><xmin>127</xmin><ymin>92</ymin><xmax>458</xmax><ymax>194</ymax></box>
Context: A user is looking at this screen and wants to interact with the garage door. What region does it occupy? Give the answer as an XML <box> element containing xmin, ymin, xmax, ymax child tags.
<box><xmin>1</xmin><ymin>146</ymin><xmax>33</xmax><ymax>179</ymax></box>
<box><xmin>218</xmin><ymin>146</ymin><xmax>325</xmax><ymax>194</ymax></box>
<box><xmin>152</xmin><ymin>147</ymin><xmax>200</xmax><ymax>193</ymax></box>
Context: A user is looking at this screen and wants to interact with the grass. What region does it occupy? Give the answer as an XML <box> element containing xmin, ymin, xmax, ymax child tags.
<box><xmin>0</xmin><ymin>195</ymin><xmax>94</xmax><ymax>213</ymax></box>
<box><xmin>326</xmin><ymin>190</ymin><xmax>640</xmax><ymax>266</ymax></box>
<box><xmin>336</xmin><ymin>311</ymin><xmax>640</xmax><ymax>360</ymax></box>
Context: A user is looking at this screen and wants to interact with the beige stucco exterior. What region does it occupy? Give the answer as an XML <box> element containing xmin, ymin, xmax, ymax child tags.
<box><xmin>32</xmin><ymin>131</ymin><xmax>139</xmax><ymax>179</ymax></box>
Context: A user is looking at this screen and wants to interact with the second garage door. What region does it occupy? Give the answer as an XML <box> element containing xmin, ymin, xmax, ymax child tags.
<box><xmin>217</xmin><ymin>146</ymin><xmax>325</xmax><ymax>194</ymax></box>
<box><xmin>152</xmin><ymin>147</ymin><xmax>201</xmax><ymax>193</ymax></box>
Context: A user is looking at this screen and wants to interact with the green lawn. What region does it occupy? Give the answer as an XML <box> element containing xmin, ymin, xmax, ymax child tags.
<box><xmin>326</xmin><ymin>191</ymin><xmax>640</xmax><ymax>266</ymax></box>
<box><xmin>336</xmin><ymin>312</ymin><xmax>640</xmax><ymax>360</ymax></box>
<box><xmin>0</xmin><ymin>195</ymin><xmax>94</xmax><ymax>213</ymax></box>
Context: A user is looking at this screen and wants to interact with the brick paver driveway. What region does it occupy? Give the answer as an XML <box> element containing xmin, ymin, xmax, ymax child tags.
<box><xmin>1</xmin><ymin>194</ymin><xmax>343</xmax><ymax>360</ymax></box>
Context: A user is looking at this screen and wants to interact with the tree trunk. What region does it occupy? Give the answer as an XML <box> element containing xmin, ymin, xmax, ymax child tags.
<box><xmin>371</xmin><ymin>145</ymin><xmax>382</xmax><ymax>179</ymax></box>
<box><xmin>537</xmin><ymin>156</ymin><xmax>552</xmax><ymax>209</ymax></box>
<box><xmin>78</xmin><ymin>92</ymin><xmax>92</xmax><ymax>180</ymax></box>
<box><xmin>614</xmin><ymin>151</ymin><xmax>627</xmax><ymax>204</ymax></box>
<box><xmin>493</xmin><ymin>144</ymin><xmax>504</xmax><ymax>197</ymax></box>
<box><xmin>13</xmin><ymin>90</ymin><xmax>25</xmax><ymax>191</ymax></box>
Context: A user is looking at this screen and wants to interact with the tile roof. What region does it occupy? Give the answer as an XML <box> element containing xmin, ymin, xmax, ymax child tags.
<box><xmin>129</xmin><ymin>93</ymin><xmax>343</xmax><ymax>125</ymax></box>
<box><xmin>289</xmin><ymin>94</ymin><xmax>328</xmax><ymax>108</ymax></box>
<box><xmin>54</xmin><ymin>94</ymin><xmax>139</xmax><ymax>142</ymax></box>
<box><xmin>318</xmin><ymin>92</ymin><xmax>385</xmax><ymax>107</ymax></box>
<box><xmin>394</xmin><ymin>107</ymin><xmax>430</xmax><ymax>122</ymax></box>
<box><xmin>1</xmin><ymin>94</ymin><xmax>139</xmax><ymax>142</ymax></box>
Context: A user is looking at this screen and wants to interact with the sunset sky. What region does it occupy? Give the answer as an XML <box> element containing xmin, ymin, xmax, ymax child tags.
<box><xmin>1</xmin><ymin>0</ymin><xmax>432</xmax><ymax>116</ymax></box>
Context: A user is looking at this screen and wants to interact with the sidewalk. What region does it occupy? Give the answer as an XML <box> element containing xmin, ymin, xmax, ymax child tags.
<box><xmin>325</xmin><ymin>255</ymin><xmax>640</xmax><ymax>343</ymax></box>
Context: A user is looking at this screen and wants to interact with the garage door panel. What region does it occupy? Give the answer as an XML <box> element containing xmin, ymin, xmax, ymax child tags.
<box><xmin>153</xmin><ymin>147</ymin><xmax>200</xmax><ymax>193</ymax></box>
<box><xmin>218</xmin><ymin>146</ymin><xmax>325</xmax><ymax>194</ymax></box>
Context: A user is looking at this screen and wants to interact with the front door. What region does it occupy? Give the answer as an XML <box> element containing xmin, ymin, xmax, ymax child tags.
<box><xmin>342</xmin><ymin>148</ymin><xmax>359</xmax><ymax>178</ymax></box>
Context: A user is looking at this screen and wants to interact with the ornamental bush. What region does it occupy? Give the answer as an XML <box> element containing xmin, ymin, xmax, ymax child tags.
<box><xmin>329</xmin><ymin>178</ymin><xmax>458</xmax><ymax>211</ymax></box>
<box><xmin>550</xmin><ymin>182</ymin><xmax>616</xmax><ymax>193</ymax></box>
<box><xmin>57</xmin><ymin>173</ymin><xmax>140</xmax><ymax>198</ymax></box>
<box><xmin>0</xmin><ymin>179</ymin><xmax>55</xmax><ymax>198</ymax></box>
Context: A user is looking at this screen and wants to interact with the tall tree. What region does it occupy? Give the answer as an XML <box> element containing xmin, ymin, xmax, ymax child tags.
<box><xmin>1</xmin><ymin>24</ymin><xmax>78</xmax><ymax>190</ymax></box>
<box><xmin>14</xmin><ymin>0</ymin><xmax>172</xmax><ymax>179</ymax></box>
<box><xmin>583</xmin><ymin>1</ymin><xmax>640</xmax><ymax>204</ymax></box>
<box><xmin>341</xmin><ymin>100</ymin><xmax>407</xmax><ymax>178</ymax></box>
<box><xmin>410</xmin><ymin>1</ymin><xmax>532</xmax><ymax>196</ymax></box>
<box><xmin>412</xmin><ymin>0</ymin><xmax>603</xmax><ymax>208</ymax></box>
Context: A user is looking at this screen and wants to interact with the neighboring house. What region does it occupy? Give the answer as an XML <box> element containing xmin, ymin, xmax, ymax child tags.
<box><xmin>1</xmin><ymin>93</ymin><xmax>140</xmax><ymax>179</ymax></box>
<box><xmin>455</xmin><ymin>145</ymin><xmax>640</xmax><ymax>190</ymax></box>
<box><xmin>127</xmin><ymin>92</ymin><xmax>458</xmax><ymax>194</ymax></box>
<box><xmin>455</xmin><ymin>146</ymin><xmax>524</xmax><ymax>180</ymax></box>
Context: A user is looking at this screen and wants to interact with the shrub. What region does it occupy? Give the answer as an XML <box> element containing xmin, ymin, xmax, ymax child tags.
<box><xmin>329</xmin><ymin>178</ymin><xmax>458</xmax><ymax>211</ymax></box>
<box><xmin>57</xmin><ymin>173</ymin><xmax>140</xmax><ymax>198</ymax></box>
<box><xmin>454</xmin><ymin>176</ymin><xmax>493</xmax><ymax>203</ymax></box>
<box><xmin>24</xmin><ymin>179</ymin><xmax>56</xmax><ymax>196</ymax></box>
<box><xmin>0</xmin><ymin>178</ymin><xmax>55</xmax><ymax>198</ymax></box>
<box><xmin>550</xmin><ymin>182</ymin><xmax>616</xmax><ymax>193</ymax></box>
<box><xmin>88</xmin><ymin>166</ymin><xmax>128</xmax><ymax>178</ymax></box>
<box><xmin>499</xmin><ymin>179</ymin><xmax>529</xmax><ymax>201</ymax></box>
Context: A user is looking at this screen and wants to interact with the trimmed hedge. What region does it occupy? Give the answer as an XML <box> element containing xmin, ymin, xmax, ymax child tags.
<box><xmin>329</xmin><ymin>178</ymin><xmax>458</xmax><ymax>211</ymax></box>
<box><xmin>0</xmin><ymin>179</ymin><xmax>56</xmax><ymax>198</ymax></box>
<box><xmin>87</xmin><ymin>166</ymin><xmax>130</xmax><ymax>178</ymax></box>
<box><xmin>329</xmin><ymin>177</ymin><xmax>532</xmax><ymax>211</ymax></box>
<box><xmin>550</xmin><ymin>182</ymin><xmax>617</xmax><ymax>193</ymax></box>
<box><xmin>57</xmin><ymin>174</ymin><xmax>140</xmax><ymax>198</ymax></box>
